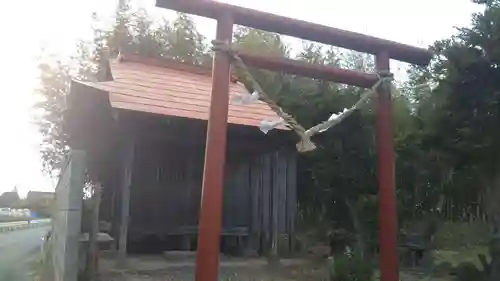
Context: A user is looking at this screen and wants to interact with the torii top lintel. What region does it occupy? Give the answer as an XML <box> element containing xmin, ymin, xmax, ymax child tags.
<box><xmin>156</xmin><ymin>0</ymin><xmax>432</xmax><ymax>66</ymax></box>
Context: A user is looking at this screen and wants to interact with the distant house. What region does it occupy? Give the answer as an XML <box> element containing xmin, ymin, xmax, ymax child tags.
<box><xmin>26</xmin><ymin>191</ymin><xmax>55</xmax><ymax>207</ymax></box>
<box><xmin>0</xmin><ymin>190</ymin><xmax>21</xmax><ymax>208</ymax></box>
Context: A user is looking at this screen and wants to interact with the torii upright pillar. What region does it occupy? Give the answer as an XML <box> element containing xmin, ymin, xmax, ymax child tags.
<box><xmin>154</xmin><ymin>2</ymin><xmax>433</xmax><ymax>281</ymax></box>
<box><xmin>375</xmin><ymin>52</ymin><xmax>399</xmax><ymax>281</ymax></box>
<box><xmin>194</xmin><ymin>13</ymin><xmax>234</xmax><ymax>281</ymax></box>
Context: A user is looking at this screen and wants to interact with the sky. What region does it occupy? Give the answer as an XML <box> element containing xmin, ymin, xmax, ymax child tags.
<box><xmin>0</xmin><ymin>0</ymin><xmax>484</xmax><ymax>197</ymax></box>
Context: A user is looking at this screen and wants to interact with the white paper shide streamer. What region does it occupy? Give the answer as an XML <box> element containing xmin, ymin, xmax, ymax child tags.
<box><xmin>319</xmin><ymin>108</ymin><xmax>349</xmax><ymax>133</ymax></box>
<box><xmin>259</xmin><ymin>118</ymin><xmax>285</xmax><ymax>134</ymax></box>
<box><xmin>231</xmin><ymin>91</ymin><xmax>260</xmax><ymax>105</ymax></box>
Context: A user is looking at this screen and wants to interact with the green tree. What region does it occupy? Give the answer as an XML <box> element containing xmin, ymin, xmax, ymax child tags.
<box><xmin>233</xmin><ymin>28</ymin><xmax>403</xmax><ymax>257</ymax></box>
<box><xmin>34</xmin><ymin>5</ymin><xmax>447</xmax><ymax>261</ymax></box>
<box><xmin>409</xmin><ymin>0</ymin><xmax>500</xmax><ymax>225</ymax></box>
<box><xmin>35</xmin><ymin>8</ymin><xmax>210</xmax><ymax>173</ymax></box>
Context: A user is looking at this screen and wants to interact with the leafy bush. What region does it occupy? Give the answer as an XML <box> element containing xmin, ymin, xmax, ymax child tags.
<box><xmin>329</xmin><ymin>254</ymin><xmax>374</xmax><ymax>281</ymax></box>
<box><xmin>453</xmin><ymin>262</ymin><xmax>483</xmax><ymax>281</ymax></box>
<box><xmin>435</xmin><ymin>222</ymin><xmax>490</xmax><ymax>249</ymax></box>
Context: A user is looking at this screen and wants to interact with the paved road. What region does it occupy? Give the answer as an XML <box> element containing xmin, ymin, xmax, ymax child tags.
<box><xmin>0</xmin><ymin>226</ymin><xmax>50</xmax><ymax>281</ymax></box>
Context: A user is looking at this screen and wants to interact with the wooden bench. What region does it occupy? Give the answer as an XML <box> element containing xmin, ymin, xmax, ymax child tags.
<box><xmin>168</xmin><ymin>226</ymin><xmax>249</xmax><ymax>252</ymax></box>
<box><xmin>168</xmin><ymin>226</ymin><xmax>249</xmax><ymax>236</ymax></box>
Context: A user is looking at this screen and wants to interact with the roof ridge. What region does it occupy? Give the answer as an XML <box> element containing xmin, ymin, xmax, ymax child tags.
<box><xmin>117</xmin><ymin>52</ymin><xmax>238</xmax><ymax>83</ymax></box>
<box><xmin>74</xmin><ymin>53</ymin><xmax>289</xmax><ymax>130</ymax></box>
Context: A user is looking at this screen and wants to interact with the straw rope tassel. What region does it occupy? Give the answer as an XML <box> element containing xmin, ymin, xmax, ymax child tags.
<box><xmin>211</xmin><ymin>40</ymin><xmax>394</xmax><ymax>153</ymax></box>
<box><xmin>212</xmin><ymin>40</ymin><xmax>316</xmax><ymax>152</ymax></box>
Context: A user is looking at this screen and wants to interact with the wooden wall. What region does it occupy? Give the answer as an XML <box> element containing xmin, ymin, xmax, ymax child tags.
<box><xmin>247</xmin><ymin>149</ymin><xmax>297</xmax><ymax>254</ymax></box>
<box><xmin>70</xmin><ymin>85</ymin><xmax>299</xmax><ymax>255</ymax></box>
<box><xmin>109</xmin><ymin>139</ymin><xmax>297</xmax><ymax>254</ymax></box>
<box><xmin>128</xmin><ymin>140</ymin><xmax>204</xmax><ymax>235</ymax></box>
<box><xmin>95</xmin><ymin>112</ymin><xmax>298</xmax><ymax>255</ymax></box>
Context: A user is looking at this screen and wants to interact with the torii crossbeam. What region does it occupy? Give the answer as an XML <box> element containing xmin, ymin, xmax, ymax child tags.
<box><xmin>155</xmin><ymin>1</ymin><xmax>432</xmax><ymax>281</ymax></box>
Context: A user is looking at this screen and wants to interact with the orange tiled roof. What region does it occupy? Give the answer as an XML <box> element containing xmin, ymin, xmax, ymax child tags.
<box><xmin>82</xmin><ymin>53</ymin><xmax>286</xmax><ymax>129</ymax></box>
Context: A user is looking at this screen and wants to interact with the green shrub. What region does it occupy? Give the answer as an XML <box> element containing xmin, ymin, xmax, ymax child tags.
<box><xmin>434</xmin><ymin>261</ymin><xmax>454</xmax><ymax>275</ymax></box>
<box><xmin>453</xmin><ymin>262</ymin><xmax>484</xmax><ymax>281</ymax></box>
<box><xmin>435</xmin><ymin>222</ymin><xmax>490</xmax><ymax>249</ymax></box>
<box><xmin>329</xmin><ymin>254</ymin><xmax>374</xmax><ymax>281</ymax></box>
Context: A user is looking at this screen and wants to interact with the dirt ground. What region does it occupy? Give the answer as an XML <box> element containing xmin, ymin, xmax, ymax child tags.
<box><xmin>100</xmin><ymin>266</ymin><xmax>328</xmax><ymax>281</ymax></box>
<box><xmin>99</xmin><ymin>253</ymin><xmax>329</xmax><ymax>281</ymax></box>
<box><xmin>97</xmin><ymin>251</ymin><xmax>462</xmax><ymax>280</ymax></box>
<box><xmin>99</xmin><ymin>263</ymin><xmax>453</xmax><ymax>281</ymax></box>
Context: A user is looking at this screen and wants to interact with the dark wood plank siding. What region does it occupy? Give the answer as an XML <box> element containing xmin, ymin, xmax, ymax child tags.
<box><xmin>249</xmin><ymin>157</ymin><xmax>263</xmax><ymax>250</ymax></box>
<box><xmin>124</xmin><ymin>139</ymin><xmax>297</xmax><ymax>254</ymax></box>
<box><xmin>222</xmin><ymin>161</ymin><xmax>251</xmax><ymax>228</ymax></box>
<box><xmin>277</xmin><ymin>151</ymin><xmax>288</xmax><ymax>233</ymax></box>
<box><xmin>261</xmin><ymin>154</ymin><xmax>272</xmax><ymax>250</ymax></box>
<box><xmin>129</xmin><ymin>141</ymin><xmax>204</xmax><ymax>236</ymax></box>
<box><xmin>257</xmin><ymin>150</ymin><xmax>297</xmax><ymax>254</ymax></box>
<box><xmin>286</xmin><ymin>152</ymin><xmax>298</xmax><ymax>252</ymax></box>
<box><xmin>118</xmin><ymin>141</ymin><xmax>135</xmax><ymax>263</ymax></box>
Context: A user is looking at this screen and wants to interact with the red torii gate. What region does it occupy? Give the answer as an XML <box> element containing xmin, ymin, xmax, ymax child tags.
<box><xmin>156</xmin><ymin>1</ymin><xmax>432</xmax><ymax>281</ymax></box>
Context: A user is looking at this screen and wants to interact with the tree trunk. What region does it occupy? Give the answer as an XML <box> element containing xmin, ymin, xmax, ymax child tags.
<box><xmin>345</xmin><ymin>198</ymin><xmax>367</xmax><ymax>259</ymax></box>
